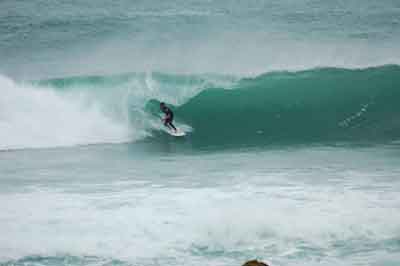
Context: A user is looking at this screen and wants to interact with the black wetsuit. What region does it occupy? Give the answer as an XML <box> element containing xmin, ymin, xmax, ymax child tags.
<box><xmin>161</xmin><ymin>106</ymin><xmax>177</xmax><ymax>131</ymax></box>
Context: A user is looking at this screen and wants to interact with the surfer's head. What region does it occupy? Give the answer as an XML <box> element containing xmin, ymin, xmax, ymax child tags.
<box><xmin>160</xmin><ymin>102</ymin><xmax>165</xmax><ymax>108</ymax></box>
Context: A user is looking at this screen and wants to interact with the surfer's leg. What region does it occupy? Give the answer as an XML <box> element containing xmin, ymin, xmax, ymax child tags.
<box><xmin>165</xmin><ymin>117</ymin><xmax>177</xmax><ymax>131</ymax></box>
<box><xmin>164</xmin><ymin>117</ymin><xmax>176</xmax><ymax>131</ymax></box>
<box><xmin>164</xmin><ymin>122</ymin><xmax>173</xmax><ymax>131</ymax></box>
<box><xmin>168</xmin><ymin>122</ymin><xmax>177</xmax><ymax>131</ymax></box>
<box><xmin>163</xmin><ymin>120</ymin><xmax>169</xmax><ymax>127</ymax></box>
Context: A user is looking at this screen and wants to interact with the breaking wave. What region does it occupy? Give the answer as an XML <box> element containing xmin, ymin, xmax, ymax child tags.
<box><xmin>1</xmin><ymin>65</ymin><xmax>399</xmax><ymax>150</ymax></box>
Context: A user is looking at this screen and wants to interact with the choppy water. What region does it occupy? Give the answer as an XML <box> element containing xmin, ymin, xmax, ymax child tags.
<box><xmin>1</xmin><ymin>145</ymin><xmax>400</xmax><ymax>266</ymax></box>
<box><xmin>1</xmin><ymin>0</ymin><xmax>400</xmax><ymax>265</ymax></box>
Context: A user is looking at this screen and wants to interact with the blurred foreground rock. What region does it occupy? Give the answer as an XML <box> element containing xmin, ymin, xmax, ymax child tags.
<box><xmin>242</xmin><ymin>260</ymin><xmax>269</xmax><ymax>266</ymax></box>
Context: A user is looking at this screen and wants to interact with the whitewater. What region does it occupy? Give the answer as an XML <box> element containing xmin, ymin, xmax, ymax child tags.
<box><xmin>1</xmin><ymin>0</ymin><xmax>400</xmax><ymax>266</ymax></box>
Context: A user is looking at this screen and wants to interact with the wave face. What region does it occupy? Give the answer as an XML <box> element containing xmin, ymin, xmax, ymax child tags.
<box><xmin>1</xmin><ymin>65</ymin><xmax>399</xmax><ymax>150</ymax></box>
<box><xmin>175</xmin><ymin>65</ymin><xmax>400</xmax><ymax>147</ymax></box>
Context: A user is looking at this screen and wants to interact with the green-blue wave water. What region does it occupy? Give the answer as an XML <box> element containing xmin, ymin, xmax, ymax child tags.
<box><xmin>16</xmin><ymin>65</ymin><xmax>398</xmax><ymax>150</ymax></box>
<box><xmin>176</xmin><ymin>65</ymin><xmax>400</xmax><ymax>146</ymax></box>
<box><xmin>1</xmin><ymin>1</ymin><xmax>400</xmax><ymax>266</ymax></box>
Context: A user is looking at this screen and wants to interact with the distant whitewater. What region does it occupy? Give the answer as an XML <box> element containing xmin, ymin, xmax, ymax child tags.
<box><xmin>1</xmin><ymin>65</ymin><xmax>399</xmax><ymax>150</ymax></box>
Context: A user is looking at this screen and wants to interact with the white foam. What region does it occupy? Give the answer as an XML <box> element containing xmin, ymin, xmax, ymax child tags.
<box><xmin>1</xmin><ymin>171</ymin><xmax>399</xmax><ymax>264</ymax></box>
<box><xmin>0</xmin><ymin>70</ymin><xmax>213</xmax><ymax>150</ymax></box>
<box><xmin>0</xmin><ymin>75</ymin><xmax>136</xmax><ymax>150</ymax></box>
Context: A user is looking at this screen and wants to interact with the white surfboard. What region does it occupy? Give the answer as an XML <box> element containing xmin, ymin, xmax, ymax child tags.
<box><xmin>166</xmin><ymin>128</ymin><xmax>186</xmax><ymax>137</ymax></box>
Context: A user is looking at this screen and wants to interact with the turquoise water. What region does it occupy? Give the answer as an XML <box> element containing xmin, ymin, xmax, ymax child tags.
<box><xmin>1</xmin><ymin>0</ymin><xmax>400</xmax><ymax>265</ymax></box>
<box><xmin>1</xmin><ymin>144</ymin><xmax>400</xmax><ymax>266</ymax></box>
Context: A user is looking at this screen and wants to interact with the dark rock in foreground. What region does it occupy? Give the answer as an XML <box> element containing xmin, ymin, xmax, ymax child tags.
<box><xmin>242</xmin><ymin>260</ymin><xmax>269</xmax><ymax>266</ymax></box>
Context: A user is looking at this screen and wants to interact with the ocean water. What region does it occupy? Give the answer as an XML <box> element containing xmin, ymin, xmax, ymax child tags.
<box><xmin>1</xmin><ymin>1</ymin><xmax>400</xmax><ymax>266</ymax></box>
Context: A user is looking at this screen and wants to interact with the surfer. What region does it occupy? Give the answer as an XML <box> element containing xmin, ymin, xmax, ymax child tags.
<box><xmin>160</xmin><ymin>102</ymin><xmax>177</xmax><ymax>132</ymax></box>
